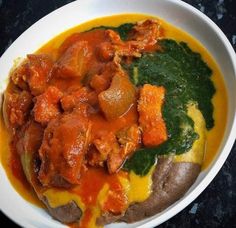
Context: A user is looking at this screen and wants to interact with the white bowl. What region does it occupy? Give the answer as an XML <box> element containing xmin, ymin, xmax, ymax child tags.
<box><xmin>0</xmin><ymin>0</ymin><xmax>236</xmax><ymax>227</ymax></box>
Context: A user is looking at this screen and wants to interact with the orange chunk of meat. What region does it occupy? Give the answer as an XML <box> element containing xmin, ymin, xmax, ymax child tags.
<box><xmin>90</xmin><ymin>74</ymin><xmax>109</xmax><ymax>93</ymax></box>
<box><xmin>104</xmin><ymin>19</ymin><xmax>162</xmax><ymax>64</ymax></box>
<box><xmin>58</xmin><ymin>33</ymin><xmax>82</xmax><ymax>56</ymax></box>
<box><xmin>61</xmin><ymin>87</ymin><xmax>98</xmax><ymax>111</ymax></box>
<box><xmin>10</xmin><ymin>61</ymin><xmax>29</xmax><ymax>90</ymax></box>
<box><xmin>107</xmin><ymin>124</ymin><xmax>140</xmax><ymax>173</ymax></box>
<box><xmin>107</xmin><ymin>151</ymin><xmax>125</xmax><ymax>174</ymax></box>
<box><xmin>11</xmin><ymin>54</ymin><xmax>53</xmax><ymax>95</ymax></box>
<box><xmin>88</xmin><ymin>125</ymin><xmax>140</xmax><ymax>173</ymax></box>
<box><xmin>98</xmin><ymin>70</ymin><xmax>136</xmax><ymax>120</ymax></box>
<box><xmin>54</xmin><ymin>41</ymin><xmax>92</xmax><ymax>79</ymax></box>
<box><xmin>105</xmin><ymin>30</ymin><xmax>141</xmax><ymax>61</ymax></box>
<box><xmin>26</xmin><ymin>54</ymin><xmax>53</xmax><ymax>95</ymax></box>
<box><xmin>21</xmin><ymin>121</ymin><xmax>44</xmax><ymax>155</ymax></box>
<box><xmin>88</xmin><ymin>132</ymin><xmax>120</xmax><ymax>168</ymax></box>
<box><xmin>86</xmin><ymin>146</ymin><xmax>105</xmax><ymax>167</ymax></box>
<box><xmin>138</xmin><ymin>84</ymin><xmax>167</xmax><ymax>147</ymax></box>
<box><xmin>90</xmin><ymin>62</ymin><xmax>117</xmax><ymax>93</ymax></box>
<box><xmin>15</xmin><ymin>121</ymin><xmax>44</xmax><ymax>181</ymax></box>
<box><xmin>38</xmin><ymin>109</ymin><xmax>91</xmax><ymax>187</ymax></box>
<box><xmin>129</xmin><ymin>19</ymin><xmax>162</xmax><ymax>47</ymax></box>
<box><xmin>116</xmin><ymin>124</ymin><xmax>141</xmax><ymax>154</ymax></box>
<box><xmin>97</xmin><ymin>41</ymin><xmax>114</xmax><ymax>62</ymax></box>
<box><xmin>33</xmin><ymin>86</ymin><xmax>63</xmax><ymax>124</ymax></box>
<box><xmin>3</xmin><ymin>90</ymin><xmax>32</xmax><ymax>129</ymax></box>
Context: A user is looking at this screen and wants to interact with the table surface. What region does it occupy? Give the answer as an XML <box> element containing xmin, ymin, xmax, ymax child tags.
<box><xmin>0</xmin><ymin>0</ymin><xmax>235</xmax><ymax>227</ymax></box>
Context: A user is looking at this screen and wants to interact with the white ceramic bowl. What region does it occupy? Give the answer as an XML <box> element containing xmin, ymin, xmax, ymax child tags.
<box><xmin>0</xmin><ymin>0</ymin><xmax>236</xmax><ymax>227</ymax></box>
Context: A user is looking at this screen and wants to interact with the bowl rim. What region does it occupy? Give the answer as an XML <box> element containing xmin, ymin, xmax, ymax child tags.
<box><xmin>0</xmin><ymin>0</ymin><xmax>236</xmax><ymax>227</ymax></box>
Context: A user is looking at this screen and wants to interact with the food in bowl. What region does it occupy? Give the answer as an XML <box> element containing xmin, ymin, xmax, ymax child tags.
<box><xmin>0</xmin><ymin>14</ymin><xmax>227</xmax><ymax>227</ymax></box>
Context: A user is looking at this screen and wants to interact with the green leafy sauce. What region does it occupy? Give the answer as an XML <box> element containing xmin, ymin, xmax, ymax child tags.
<box><xmin>99</xmin><ymin>23</ymin><xmax>216</xmax><ymax>176</ymax></box>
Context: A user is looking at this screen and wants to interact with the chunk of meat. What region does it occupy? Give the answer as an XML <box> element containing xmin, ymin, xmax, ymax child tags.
<box><xmin>58</xmin><ymin>29</ymin><xmax>107</xmax><ymax>56</ymax></box>
<box><xmin>90</xmin><ymin>62</ymin><xmax>117</xmax><ymax>93</ymax></box>
<box><xmin>54</xmin><ymin>41</ymin><xmax>92</xmax><ymax>79</ymax></box>
<box><xmin>107</xmin><ymin>125</ymin><xmax>141</xmax><ymax>173</ymax></box>
<box><xmin>107</xmin><ymin>150</ymin><xmax>125</xmax><ymax>174</ymax></box>
<box><xmin>104</xmin><ymin>20</ymin><xmax>162</xmax><ymax>65</ymax></box>
<box><xmin>38</xmin><ymin>110</ymin><xmax>91</xmax><ymax>187</ymax></box>
<box><xmin>105</xmin><ymin>30</ymin><xmax>141</xmax><ymax>63</ymax></box>
<box><xmin>138</xmin><ymin>84</ymin><xmax>167</xmax><ymax>147</ymax></box>
<box><xmin>97</xmin><ymin>41</ymin><xmax>115</xmax><ymax>62</ymax></box>
<box><xmin>116</xmin><ymin>124</ymin><xmax>141</xmax><ymax>154</ymax></box>
<box><xmin>90</xmin><ymin>74</ymin><xmax>110</xmax><ymax>93</ymax></box>
<box><xmin>129</xmin><ymin>19</ymin><xmax>162</xmax><ymax>47</ymax></box>
<box><xmin>106</xmin><ymin>30</ymin><xmax>121</xmax><ymax>44</ymax></box>
<box><xmin>58</xmin><ymin>33</ymin><xmax>82</xmax><ymax>56</ymax></box>
<box><xmin>88</xmin><ymin>132</ymin><xmax>120</xmax><ymax>168</ymax></box>
<box><xmin>61</xmin><ymin>87</ymin><xmax>98</xmax><ymax>111</ymax></box>
<box><xmin>3</xmin><ymin>90</ymin><xmax>32</xmax><ymax>129</ymax></box>
<box><xmin>22</xmin><ymin>121</ymin><xmax>44</xmax><ymax>155</ymax></box>
<box><xmin>86</xmin><ymin>146</ymin><xmax>105</xmax><ymax>167</ymax></box>
<box><xmin>98</xmin><ymin>70</ymin><xmax>136</xmax><ymax>120</ymax></box>
<box><xmin>33</xmin><ymin>86</ymin><xmax>63</xmax><ymax>124</ymax></box>
<box><xmin>11</xmin><ymin>61</ymin><xmax>29</xmax><ymax>90</ymax></box>
<box><xmin>17</xmin><ymin>121</ymin><xmax>44</xmax><ymax>182</ymax></box>
<box><xmin>26</xmin><ymin>54</ymin><xmax>54</xmax><ymax>95</ymax></box>
<box><xmin>88</xmin><ymin>125</ymin><xmax>140</xmax><ymax>173</ymax></box>
<box><xmin>11</xmin><ymin>54</ymin><xmax>53</xmax><ymax>95</ymax></box>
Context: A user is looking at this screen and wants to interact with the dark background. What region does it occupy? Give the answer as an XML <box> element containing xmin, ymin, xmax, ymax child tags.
<box><xmin>0</xmin><ymin>0</ymin><xmax>235</xmax><ymax>227</ymax></box>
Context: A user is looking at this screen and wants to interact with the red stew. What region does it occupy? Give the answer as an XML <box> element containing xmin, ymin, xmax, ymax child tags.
<box><xmin>3</xmin><ymin>19</ymin><xmax>167</xmax><ymax>227</ymax></box>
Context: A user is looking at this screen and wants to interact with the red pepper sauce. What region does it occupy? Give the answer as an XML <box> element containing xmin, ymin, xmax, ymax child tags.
<box><xmin>70</xmin><ymin>167</ymin><xmax>128</xmax><ymax>227</ymax></box>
